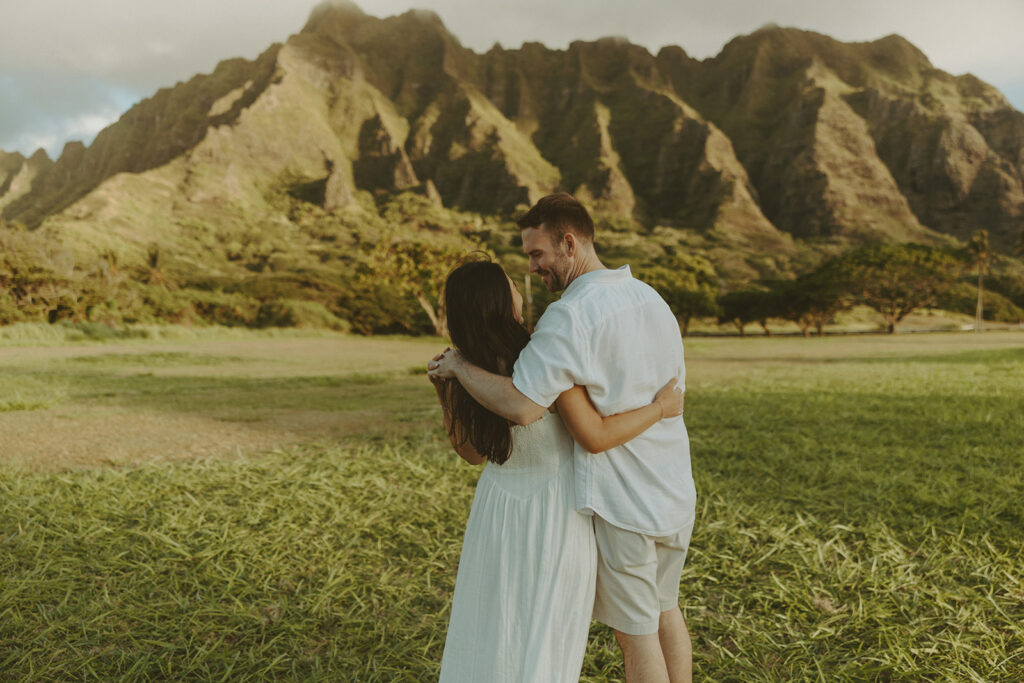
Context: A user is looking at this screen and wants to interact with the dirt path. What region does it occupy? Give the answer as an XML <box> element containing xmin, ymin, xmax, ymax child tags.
<box><xmin>2</xmin><ymin>331</ymin><xmax>1021</xmax><ymax>472</ymax></box>
<box><xmin>0</xmin><ymin>335</ymin><xmax>444</xmax><ymax>472</ymax></box>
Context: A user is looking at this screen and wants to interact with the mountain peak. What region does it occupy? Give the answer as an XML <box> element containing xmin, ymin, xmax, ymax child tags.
<box><xmin>301</xmin><ymin>1</ymin><xmax>458</xmax><ymax>50</ymax></box>
<box><xmin>863</xmin><ymin>33</ymin><xmax>933</xmax><ymax>71</ymax></box>
<box><xmin>0</xmin><ymin>150</ymin><xmax>26</xmax><ymax>165</ymax></box>
<box><xmin>28</xmin><ymin>149</ymin><xmax>52</xmax><ymax>164</ymax></box>
<box><xmin>398</xmin><ymin>8</ymin><xmax>444</xmax><ymax>25</ymax></box>
<box><xmin>308</xmin><ymin>0</ymin><xmax>364</xmax><ymax>18</ymax></box>
<box><xmin>302</xmin><ymin>0</ymin><xmax>367</xmax><ymax>34</ymax></box>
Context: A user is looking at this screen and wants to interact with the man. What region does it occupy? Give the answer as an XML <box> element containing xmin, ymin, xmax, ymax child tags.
<box><xmin>428</xmin><ymin>193</ymin><xmax>697</xmax><ymax>683</ymax></box>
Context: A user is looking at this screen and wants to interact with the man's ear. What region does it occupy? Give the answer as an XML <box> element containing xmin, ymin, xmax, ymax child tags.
<box><xmin>563</xmin><ymin>232</ymin><xmax>577</xmax><ymax>257</ymax></box>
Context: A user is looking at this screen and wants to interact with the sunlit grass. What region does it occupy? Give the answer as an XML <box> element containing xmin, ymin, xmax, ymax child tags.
<box><xmin>1</xmin><ymin>332</ymin><xmax>1022</xmax><ymax>679</ymax></box>
<box><xmin>0</xmin><ymin>322</ymin><xmax>351</xmax><ymax>347</ymax></box>
<box><xmin>0</xmin><ymin>375</ymin><xmax>68</xmax><ymax>412</ymax></box>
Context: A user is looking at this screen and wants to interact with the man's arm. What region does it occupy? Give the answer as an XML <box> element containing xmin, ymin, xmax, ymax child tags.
<box><xmin>428</xmin><ymin>349</ymin><xmax>547</xmax><ymax>426</ymax></box>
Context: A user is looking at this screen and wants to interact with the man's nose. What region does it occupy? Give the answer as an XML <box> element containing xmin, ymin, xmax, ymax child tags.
<box><xmin>528</xmin><ymin>260</ymin><xmax>540</xmax><ymax>273</ymax></box>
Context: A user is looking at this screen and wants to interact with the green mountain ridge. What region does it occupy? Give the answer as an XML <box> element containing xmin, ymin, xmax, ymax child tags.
<box><xmin>1</xmin><ymin>1</ymin><xmax>1023</xmax><ymax>331</ymax></box>
<box><xmin>4</xmin><ymin>3</ymin><xmax>1023</xmax><ymax>253</ymax></box>
<box><xmin>0</xmin><ymin>149</ymin><xmax>52</xmax><ymax>213</ymax></box>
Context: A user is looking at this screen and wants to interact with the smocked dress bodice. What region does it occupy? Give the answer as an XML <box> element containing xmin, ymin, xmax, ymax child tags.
<box><xmin>476</xmin><ymin>410</ymin><xmax>574</xmax><ymax>497</ymax></box>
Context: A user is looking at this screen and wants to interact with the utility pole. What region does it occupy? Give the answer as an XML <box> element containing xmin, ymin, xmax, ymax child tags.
<box><xmin>975</xmin><ymin>266</ymin><xmax>984</xmax><ymax>333</ymax></box>
<box><xmin>969</xmin><ymin>230</ymin><xmax>989</xmax><ymax>333</ymax></box>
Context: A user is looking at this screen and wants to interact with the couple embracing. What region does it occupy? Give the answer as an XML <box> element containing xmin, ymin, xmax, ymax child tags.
<box><xmin>427</xmin><ymin>193</ymin><xmax>697</xmax><ymax>682</ymax></box>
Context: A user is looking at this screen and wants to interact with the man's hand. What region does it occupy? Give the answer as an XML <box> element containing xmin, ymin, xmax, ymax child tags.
<box><xmin>427</xmin><ymin>347</ymin><xmax>464</xmax><ymax>379</ymax></box>
<box><xmin>654</xmin><ymin>378</ymin><xmax>684</xmax><ymax>419</ymax></box>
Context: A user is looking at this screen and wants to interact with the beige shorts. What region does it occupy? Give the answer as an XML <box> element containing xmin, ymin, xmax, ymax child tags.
<box><xmin>591</xmin><ymin>515</ymin><xmax>694</xmax><ymax>635</ymax></box>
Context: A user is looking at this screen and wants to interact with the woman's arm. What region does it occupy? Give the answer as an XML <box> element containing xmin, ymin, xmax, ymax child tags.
<box><xmin>431</xmin><ymin>376</ymin><xmax>487</xmax><ymax>465</ymax></box>
<box><xmin>429</xmin><ymin>347</ymin><xmax>546</xmax><ymax>426</ymax></box>
<box><xmin>555</xmin><ymin>379</ymin><xmax>683</xmax><ymax>454</ymax></box>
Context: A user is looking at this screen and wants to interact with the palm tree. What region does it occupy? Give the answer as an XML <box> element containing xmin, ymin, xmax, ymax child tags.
<box><xmin>968</xmin><ymin>230</ymin><xmax>990</xmax><ymax>332</ymax></box>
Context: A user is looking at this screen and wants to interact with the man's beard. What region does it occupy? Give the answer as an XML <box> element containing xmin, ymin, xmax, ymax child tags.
<box><xmin>539</xmin><ymin>254</ymin><xmax>570</xmax><ymax>292</ymax></box>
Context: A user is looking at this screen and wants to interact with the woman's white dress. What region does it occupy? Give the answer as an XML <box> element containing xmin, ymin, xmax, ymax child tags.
<box><xmin>439</xmin><ymin>411</ymin><xmax>597</xmax><ymax>682</ymax></box>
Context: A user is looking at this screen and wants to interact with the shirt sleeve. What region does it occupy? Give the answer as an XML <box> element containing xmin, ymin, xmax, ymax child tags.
<box><xmin>512</xmin><ymin>303</ymin><xmax>587</xmax><ymax>408</ymax></box>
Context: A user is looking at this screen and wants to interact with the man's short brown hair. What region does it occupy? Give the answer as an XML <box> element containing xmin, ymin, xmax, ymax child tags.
<box><xmin>516</xmin><ymin>193</ymin><xmax>595</xmax><ymax>244</ymax></box>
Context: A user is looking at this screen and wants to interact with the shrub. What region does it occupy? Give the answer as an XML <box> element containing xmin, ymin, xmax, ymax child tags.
<box><xmin>254</xmin><ymin>299</ymin><xmax>351</xmax><ymax>331</ymax></box>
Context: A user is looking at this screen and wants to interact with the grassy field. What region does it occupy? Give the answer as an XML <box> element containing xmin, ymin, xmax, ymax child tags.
<box><xmin>1</xmin><ymin>328</ymin><xmax>1023</xmax><ymax>680</ymax></box>
<box><xmin>0</xmin><ymin>326</ymin><xmax>444</xmax><ymax>471</ymax></box>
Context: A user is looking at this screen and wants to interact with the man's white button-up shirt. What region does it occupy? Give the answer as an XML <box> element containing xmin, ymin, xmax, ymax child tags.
<box><xmin>513</xmin><ymin>265</ymin><xmax>696</xmax><ymax>536</ymax></box>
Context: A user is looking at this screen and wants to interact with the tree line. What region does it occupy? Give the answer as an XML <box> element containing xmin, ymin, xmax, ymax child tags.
<box><xmin>642</xmin><ymin>234</ymin><xmax>1024</xmax><ymax>337</ymax></box>
<box><xmin>3</xmin><ymin>210</ymin><xmax>1024</xmax><ymax>337</ymax></box>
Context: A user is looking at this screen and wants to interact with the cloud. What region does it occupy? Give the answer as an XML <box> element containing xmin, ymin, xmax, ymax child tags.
<box><xmin>7</xmin><ymin>133</ymin><xmax>58</xmax><ymax>159</ymax></box>
<box><xmin>66</xmin><ymin>110</ymin><xmax>124</xmax><ymax>141</ymax></box>
<box><xmin>2</xmin><ymin>109</ymin><xmax>123</xmax><ymax>160</ymax></box>
<box><xmin>0</xmin><ymin>70</ymin><xmax>140</xmax><ymax>156</ymax></box>
<box><xmin>0</xmin><ymin>0</ymin><xmax>313</xmax><ymax>155</ymax></box>
<box><xmin>1</xmin><ymin>0</ymin><xmax>313</xmax><ymax>89</ymax></box>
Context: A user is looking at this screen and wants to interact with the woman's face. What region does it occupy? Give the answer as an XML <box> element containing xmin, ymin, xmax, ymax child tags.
<box><xmin>507</xmin><ymin>275</ymin><xmax>524</xmax><ymax>325</ymax></box>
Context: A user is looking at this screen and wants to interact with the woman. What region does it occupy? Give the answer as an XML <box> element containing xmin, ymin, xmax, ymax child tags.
<box><xmin>432</xmin><ymin>260</ymin><xmax>683</xmax><ymax>682</ymax></box>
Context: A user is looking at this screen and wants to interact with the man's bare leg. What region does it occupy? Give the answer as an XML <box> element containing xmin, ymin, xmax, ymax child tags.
<box><xmin>615</xmin><ymin>631</ymin><xmax>670</xmax><ymax>683</ymax></box>
<box><xmin>658</xmin><ymin>606</ymin><xmax>692</xmax><ymax>683</ymax></box>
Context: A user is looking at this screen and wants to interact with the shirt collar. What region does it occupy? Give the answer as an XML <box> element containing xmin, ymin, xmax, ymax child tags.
<box><xmin>563</xmin><ymin>265</ymin><xmax>632</xmax><ymax>296</ymax></box>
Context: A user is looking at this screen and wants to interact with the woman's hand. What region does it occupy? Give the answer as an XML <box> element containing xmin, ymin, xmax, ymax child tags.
<box><xmin>654</xmin><ymin>378</ymin><xmax>684</xmax><ymax>419</ymax></box>
<box><xmin>427</xmin><ymin>347</ymin><xmax>463</xmax><ymax>379</ymax></box>
<box><xmin>428</xmin><ymin>349</ymin><xmax>452</xmax><ymax>398</ymax></box>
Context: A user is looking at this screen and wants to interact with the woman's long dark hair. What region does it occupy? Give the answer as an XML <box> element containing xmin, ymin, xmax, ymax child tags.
<box><xmin>441</xmin><ymin>259</ymin><xmax>531</xmax><ymax>465</ymax></box>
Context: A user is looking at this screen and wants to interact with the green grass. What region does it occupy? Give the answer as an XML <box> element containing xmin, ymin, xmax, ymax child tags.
<box><xmin>0</xmin><ymin>375</ymin><xmax>67</xmax><ymax>412</ymax></box>
<box><xmin>0</xmin><ymin>322</ymin><xmax>350</xmax><ymax>347</ymax></box>
<box><xmin>68</xmin><ymin>351</ymin><xmax>249</xmax><ymax>366</ymax></box>
<box><xmin>1</xmin><ymin>362</ymin><xmax>433</xmax><ymax>427</ymax></box>
<box><xmin>1</xmin><ymin>333</ymin><xmax>1023</xmax><ymax>680</ymax></box>
<box><xmin>1</xmin><ymin>442</ymin><xmax>464</xmax><ymax>681</ymax></box>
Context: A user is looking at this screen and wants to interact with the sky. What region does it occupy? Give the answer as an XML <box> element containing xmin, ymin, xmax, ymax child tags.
<box><xmin>2</xmin><ymin>0</ymin><xmax>1022</xmax><ymax>159</ymax></box>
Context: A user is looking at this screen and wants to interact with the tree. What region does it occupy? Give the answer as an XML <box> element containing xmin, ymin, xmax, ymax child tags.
<box><xmin>751</xmin><ymin>288</ymin><xmax>785</xmax><ymax>336</ymax></box>
<box><xmin>768</xmin><ymin>280</ymin><xmax>810</xmax><ymax>337</ymax></box>
<box><xmin>765</xmin><ymin>279</ymin><xmax>815</xmax><ymax>336</ymax></box>
<box><xmin>639</xmin><ymin>255</ymin><xmax>719</xmax><ymax>337</ymax></box>
<box><xmin>777</xmin><ymin>265</ymin><xmax>854</xmax><ymax>337</ymax></box>
<box><xmin>835</xmin><ymin>244</ymin><xmax>961</xmax><ymax>334</ymax></box>
<box><xmin>718</xmin><ymin>289</ymin><xmax>770</xmax><ymax>337</ymax></box>
<box><xmin>357</xmin><ymin>238</ymin><xmax>468</xmax><ymax>336</ymax></box>
<box><xmin>966</xmin><ymin>230</ymin><xmax>990</xmax><ymax>332</ymax></box>
<box><xmin>337</xmin><ymin>274</ymin><xmax>423</xmax><ymax>335</ymax></box>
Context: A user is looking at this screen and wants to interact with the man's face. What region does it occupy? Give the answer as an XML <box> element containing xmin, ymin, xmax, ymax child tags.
<box><xmin>522</xmin><ymin>225</ymin><xmax>571</xmax><ymax>292</ymax></box>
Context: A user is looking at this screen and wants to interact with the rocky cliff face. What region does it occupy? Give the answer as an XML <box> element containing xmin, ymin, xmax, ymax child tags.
<box><xmin>470</xmin><ymin>37</ymin><xmax>786</xmax><ymax>248</ymax></box>
<box><xmin>3</xmin><ymin>2</ymin><xmax>1023</xmax><ymax>258</ymax></box>
<box><xmin>0</xmin><ymin>149</ymin><xmax>53</xmax><ymax>213</ymax></box>
<box><xmin>665</xmin><ymin>28</ymin><xmax>1024</xmax><ymax>249</ymax></box>
<box><xmin>4</xmin><ymin>47</ymin><xmax>282</xmax><ymax>230</ymax></box>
